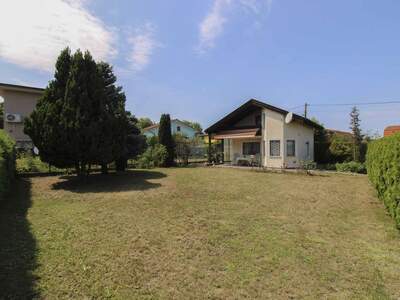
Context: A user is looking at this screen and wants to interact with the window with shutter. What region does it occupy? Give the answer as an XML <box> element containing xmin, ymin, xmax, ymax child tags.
<box><xmin>269</xmin><ymin>140</ymin><xmax>280</xmax><ymax>157</ymax></box>
<box><xmin>286</xmin><ymin>140</ymin><xmax>295</xmax><ymax>156</ymax></box>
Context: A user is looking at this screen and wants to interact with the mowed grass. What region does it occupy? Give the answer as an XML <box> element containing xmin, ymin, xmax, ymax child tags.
<box><xmin>1</xmin><ymin>168</ymin><xmax>400</xmax><ymax>299</ymax></box>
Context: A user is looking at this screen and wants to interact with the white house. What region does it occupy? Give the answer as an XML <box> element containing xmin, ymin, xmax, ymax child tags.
<box><xmin>142</xmin><ymin>119</ymin><xmax>198</xmax><ymax>139</ymax></box>
<box><xmin>0</xmin><ymin>83</ymin><xmax>44</xmax><ymax>149</ymax></box>
<box><xmin>205</xmin><ymin>99</ymin><xmax>322</xmax><ymax>168</ymax></box>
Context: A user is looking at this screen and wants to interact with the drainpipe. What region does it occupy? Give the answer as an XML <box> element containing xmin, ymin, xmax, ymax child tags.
<box><xmin>208</xmin><ymin>133</ymin><xmax>212</xmax><ymax>163</ymax></box>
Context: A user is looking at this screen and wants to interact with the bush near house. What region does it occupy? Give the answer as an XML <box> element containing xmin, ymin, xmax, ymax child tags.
<box><xmin>135</xmin><ymin>142</ymin><xmax>167</xmax><ymax>169</ymax></box>
<box><xmin>335</xmin><ymin>161</ymin><xmax>366</xmax><ymax>174</ymax></box>
<box><xmin>366</xmin><ymin>133</ymin><xmax>400</xmax><ymax>228</ymax></box>
<box><xmin>16</xmin><ymin>152</ymin><xmax>66</xmax><ymax>174</ymax></box>
<box><xmin>0</xmin><ymin>130</ymin><xmax>16</xmax><ymax>201</ymax></box>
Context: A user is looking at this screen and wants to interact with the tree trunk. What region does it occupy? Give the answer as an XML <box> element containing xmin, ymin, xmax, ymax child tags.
<box><xmin>101</xmin><ymin>163</ymin><xmax>108</xmax><ymax>175</ymax></box>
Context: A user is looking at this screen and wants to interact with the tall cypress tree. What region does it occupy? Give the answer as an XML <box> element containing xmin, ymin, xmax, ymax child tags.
<box><xmin>158</xmin><ymin>114</ymin><xmax>175</xmax><ymax>166</ymax></box>
<box><xmin>350</xmin><ymin>106</ymin><xmax>362</xmax><ymax>162</ymax></box>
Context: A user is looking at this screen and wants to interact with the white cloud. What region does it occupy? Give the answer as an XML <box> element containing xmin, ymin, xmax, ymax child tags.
<box><xmin>0</xmin><ymin>0</ymin><xmax>116</xmax><ymax>72</ymax></box>
<box><xmin>127</xmin><ymin>23</ymin><xmax>160</xmax><ymax>72</ymax></box>
<box><xmin>198</xmin><ymin>0</ymin><xmax>232</xmax><ymax>52</ymax></box>
<box><xmin>197</xmin><ymin>0</ymin><xmax>273</xmax><ymax>52</ymax></box>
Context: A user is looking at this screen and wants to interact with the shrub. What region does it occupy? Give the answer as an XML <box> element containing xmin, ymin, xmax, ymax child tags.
<box><xmin>317</xmin><ymin>163</ymin><xmax>336</xmax><ymax>171</ymax></box>
<box><xmin>366</xmin><ymin>133</ymin><xmax>400</xmax><ymax>228</ymax></box>
<box><xmin>329</xmin><ymin>134</ymin><xmax>353</xmax><ymax>162</ymax></box>
<box><xmin>16</xmin><ymin>152</ymin><xmax>65</xmax><ymax>174</ymax></box>
<box><xmin>174</xmin><ymin>134</ymin><xmax>193</xmax><ymax>166</ymax></box>
<box><xmin>335</xmin><ymin>161</ymin><xmax>366</xmax><ymax>174</ymax></box>
<box><xmin>136</xmin><ymin>144</ymin><xmax>168</xmax><ymax>169</ymax></box>
<box><xmin>0</xmin><ymin>130</ymin><xmax>16</xmax><ymax>201</ymax></box>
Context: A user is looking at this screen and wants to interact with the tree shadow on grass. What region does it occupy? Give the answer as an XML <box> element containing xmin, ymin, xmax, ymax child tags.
<box><xmin>0</xmin><ymin>178</ymin><xmax>39</xmax><ymax>299</ymax></box>
<box><xmin>51</xmin><ymin>169</ymin><xmax>167</xmax><ymax>193</ymax></box>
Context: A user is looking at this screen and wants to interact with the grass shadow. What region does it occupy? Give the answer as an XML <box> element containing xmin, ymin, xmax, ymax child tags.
<box><xmin>0</xmin><ymin>178</ymin><xmax>39</xmax><ymax>299</ymax></box>
<box><xmin>51</xmin><ymin>169</ymin><xmax>167</xmax><ymax>193</ymax></box>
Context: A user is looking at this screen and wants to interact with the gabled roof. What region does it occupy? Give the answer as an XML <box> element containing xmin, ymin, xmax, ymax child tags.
<box><xmin>205</xmin><ymin>99</ymin><xmax>322</xmax><ymax>133</ymax></box>
<box><xmin>0</xmin><ymin>82</ymin><xmax>44</xmax><ymax>94</ymax></box>
<box><xmin>142</xmin><ymin>119</ymin><xmax>197</xmax><ymax>132</ymax></box>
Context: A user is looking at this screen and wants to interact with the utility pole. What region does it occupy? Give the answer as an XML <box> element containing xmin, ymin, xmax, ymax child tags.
<box><xmin>304</xmin><ymin>102</ymin><xmax>308</xmax><ymax>118</ymax></box>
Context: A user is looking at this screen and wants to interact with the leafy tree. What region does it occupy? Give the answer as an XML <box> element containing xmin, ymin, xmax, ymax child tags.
<box><xmin>350</xmin><ymin>106</ymin><xmax>363</xmax><ymax>162</ymax></box>
<box><xmin>0</xmin><ymin>101</ymin><xmax>4</xmax><ymax>129</ymax></box>
<box><xmin>158</xmin><ymin>114</ymin><xmax>175</xmax><ymax>166</ymax></box>
<box><xmin>174</xmin><ymin>134</ymin><xmax>192</xmax><ymax>165</ymax></box>
<box><xmin>182</xmin><ymin>120</ymin><xmax>202</xmax><ymax>133</ymax></box>
<box><xmin>115</xmin><ymin>112</ymin><xmax>147</xmax><ymax>171</ymax></box>
<box><xmin>137</xmin><ymin>117</ymin><xmax>154</xmax><ymax>130</ymax></box>
<box><xmin>329</xmin><ymin>134</ymin><xmax>353</xmax><ymax>162</ymax></box>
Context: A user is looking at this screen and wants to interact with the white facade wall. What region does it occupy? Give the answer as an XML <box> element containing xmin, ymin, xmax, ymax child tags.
<box><xmin>263</xmin><ymin>108</ymin><xmax>285</xmax><ymax>168</ymax></box>
<box><xmin>1</xmin><ymin>89</ymin><xmax>41</xmax><ymax>142</ymax></box>
<box><xmin>260</xmin><ymin>108</ymin><xmax>314</xmax><ymax>168</ymax></box>
<box><xmin>283</xmin><ymin>121</ymin><xmax>314</xmax><ymax>168</ymax></box>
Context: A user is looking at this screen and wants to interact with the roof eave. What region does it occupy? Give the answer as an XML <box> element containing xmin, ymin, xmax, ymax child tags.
<box><xmin>205</xmin><ymin>98</ymin><xmax>322</xmax><ymax>133</ymax></box>
<box><xmin>0</xmin><ymin>82</ymin><xmax>44</xmax><ymax>94</ymax></box>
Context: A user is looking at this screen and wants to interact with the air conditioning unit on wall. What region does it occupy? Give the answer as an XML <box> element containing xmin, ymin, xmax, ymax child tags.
<box><xmin>5</xmin><ymin>113</ymin><xmax>22</xmax><ymax>123</ymax></box>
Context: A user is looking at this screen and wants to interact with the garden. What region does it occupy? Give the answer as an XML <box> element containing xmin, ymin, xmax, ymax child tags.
<box><xmin>1</xmin><ymin>167</ymin><xmax>399</xmax><ymax>299</ymax></box>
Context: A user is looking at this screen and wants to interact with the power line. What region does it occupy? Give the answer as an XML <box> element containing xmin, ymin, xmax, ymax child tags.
<box><xmin>308</xmin><ymin>100</ymin><xmax>400</xmax><ymax>107</ymax></box>
<box><xmin>288</xmin><ymin>100</ymin><xmax>400</xmax><ymax>113</ymax></box>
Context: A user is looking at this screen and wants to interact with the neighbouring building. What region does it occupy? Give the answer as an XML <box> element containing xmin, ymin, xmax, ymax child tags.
<box><xmin>0</xmin><ymin>83</ymin><xmax>44</xmax><ymax>148</ymax></box>
<box><xmin>142</xmin><ymin>119</ymin><xmax>199</xmax><ymax>138</ymax></box>
<box><xmin>384</xmin><ymin>125</ymin><xmax>400</xmax><ymax>137</ymax></box>
<box><xmin>205</xmin><ymin>99</ymin><xmax>322</xmax><ymax>168</ymax></box>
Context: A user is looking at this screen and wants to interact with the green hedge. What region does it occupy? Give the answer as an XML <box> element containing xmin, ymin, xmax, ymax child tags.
<box><xmin>0</xmin><ymin>130</ymin><xmax>16</xmax><ymax>201</ymax></box>
<box><xmin>366</xmin><ymin>133</ymin><xmax>400</xmax><ymax>228</ymax></box>
<box><xmin>336</xmin><ymin>161</ymin><xmax>366</xmax><ymax>174</ymax></box>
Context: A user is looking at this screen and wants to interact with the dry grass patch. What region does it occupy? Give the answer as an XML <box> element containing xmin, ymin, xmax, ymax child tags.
<box><xmin>1</xmin><ymin>168</ymin><xmax>399</xmax><ymax>299</ymax></box>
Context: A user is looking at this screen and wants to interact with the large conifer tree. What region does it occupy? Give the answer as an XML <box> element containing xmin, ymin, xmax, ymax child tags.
<box><xmin>158</xmin><ymin>114</ymin><xmax>175</xmax><ymax>166</ymax></box>
<box><xmin>25</xmin><ymin>48</ymin><xmax>136</xmax><ymax>176</ymax></box>
<box><xmin>25</xmin><ymin>48</ymin><xmax>72</xmax><ymax>166</ymax></box>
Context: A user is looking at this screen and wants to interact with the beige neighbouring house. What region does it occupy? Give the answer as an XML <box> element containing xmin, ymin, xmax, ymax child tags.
<box><xmin>0</xmin><ymin>83</ymin><xmax>44</xmax><ymax>148</ymax></box>
<box><xmin>205</xmin><ymin>99</ymin><xmax>322</xmax><ymax>168</ymax></box>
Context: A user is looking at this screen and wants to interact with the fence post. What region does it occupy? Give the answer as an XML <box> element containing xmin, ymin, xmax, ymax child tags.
<box><xmin>208</xmin><ymin>134</ymin><xmax>212</xmax><ymax>163</ymax></box>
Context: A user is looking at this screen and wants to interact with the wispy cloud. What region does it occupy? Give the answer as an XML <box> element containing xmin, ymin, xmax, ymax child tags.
<box><xmin>198</xmin><ymin>0</ymin><xmax>232</xmax><ymax>53</ymax></box>
<box><xmin>127</xmin><ymin>23</ymin><xmax>160</xmax><ymax>72</ymax></box>
<box><xmin>197</xmin><ymin>0</ymin><xmax>273</xmax><ymax>53</ymax></box>
<box><xmin>0</xmin><ymin>0</ymin><xmax>116</xmax><ymax>72</ymax></box>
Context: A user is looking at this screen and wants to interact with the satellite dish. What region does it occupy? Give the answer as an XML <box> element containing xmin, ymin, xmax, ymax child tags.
<box><xmin>285</xmin><ymin>112</ymin><xmax>294</xmax><ymax>124</ymax></box>
<box><xmin>33</xmin><ymin>147</ymin><xmax>39</xmax><ymax>155</ymax></box>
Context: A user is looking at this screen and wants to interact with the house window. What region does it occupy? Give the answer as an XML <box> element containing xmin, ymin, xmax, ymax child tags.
<box><xmin>243</xmin><ymin>142</ymin><xmax>260</xmax><ymax>155</ymax></box>
<box><xmin>177</xmin><ymin>126</ymin><xmax>181</xmax><ymax>132</ymax></box>
<box><xmin>270</xmin><ymin>140</ymin><xmax>280</xmax><ymax>157</ymax></box>
<box><xmin>255</xmin><ymin>115</ymin><xmax>261</xmax><ymax>127</ymax></box>
<box><xmin>306</xmin><ymin>141</ymin><xmax>310</xmax><ymax>158</ymax></box>
<box><xmin>286</xmin><ymin>140</ymin><xmax>295</xmax><ymax>157</ymax></box>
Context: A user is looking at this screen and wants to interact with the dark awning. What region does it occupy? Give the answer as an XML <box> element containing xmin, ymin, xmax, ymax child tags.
<box><xmin>214</xmin><ymin>128</ymin><xmax>260</xmax><ymax>140</ymax></box>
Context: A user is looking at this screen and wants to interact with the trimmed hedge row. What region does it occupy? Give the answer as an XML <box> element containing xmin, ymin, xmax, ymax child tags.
<box><xmin>366</xmin><ymin>133</ymin><xmax>400</xmax><ymax>228</ymax></box>
<box><xmin>0</xmin><ymin>130</ymin><xmax>16</xmax><ymax>201</ymax></box>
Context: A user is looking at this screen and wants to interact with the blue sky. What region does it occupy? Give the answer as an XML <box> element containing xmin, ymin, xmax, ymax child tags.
<box><xmin>1</xmin><ymin>0</ymin><xmax>399</xmax><ymax>134</ymax></box>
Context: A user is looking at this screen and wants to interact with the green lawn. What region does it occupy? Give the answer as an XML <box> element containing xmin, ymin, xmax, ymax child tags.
<box><xmin>1</xmin><ymin>168</ymin><xmax>399</xmax><ymax>299</ymax></box>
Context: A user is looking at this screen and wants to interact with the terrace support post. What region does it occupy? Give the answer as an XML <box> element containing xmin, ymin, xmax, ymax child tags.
<box><xmin>208</xmin><ymin>133</ymin><xmax>212</xmax><ymax>164</ymax></box>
